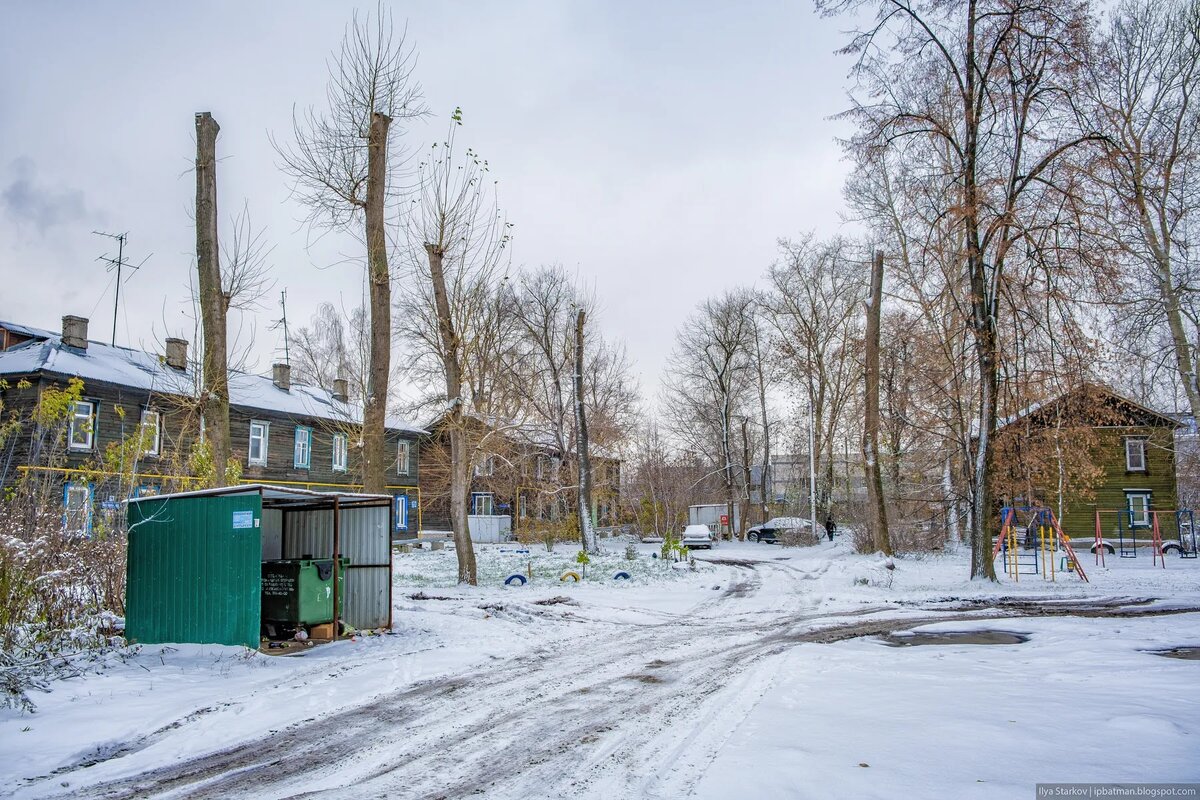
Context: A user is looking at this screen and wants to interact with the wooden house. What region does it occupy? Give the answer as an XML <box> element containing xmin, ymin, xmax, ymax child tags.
<box><xmin>0</xmin><ymin>316</ymin><xmax>425</xmax><ymax>538</ymax></box>
<box><xmin>991</xmin><ymin>384</ymin><xmax>1183</xmax><ymax>545</ymax></box>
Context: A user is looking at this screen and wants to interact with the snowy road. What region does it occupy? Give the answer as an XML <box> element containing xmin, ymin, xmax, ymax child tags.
<box><xmin>6</xmin><ymin>544</ymin><xmax>1200</xmax><ymax>799</ymax></box>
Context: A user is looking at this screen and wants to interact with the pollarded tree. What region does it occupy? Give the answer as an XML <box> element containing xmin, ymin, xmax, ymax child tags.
<box><xmin>275</xmin><ymin>7</ymin><xmax>427</xmax><ymax>493</ymax></box>
<box><xmin>399</xmin><ymin>111</ymin><xmax>514</xmax><ymax>585</ymax></box>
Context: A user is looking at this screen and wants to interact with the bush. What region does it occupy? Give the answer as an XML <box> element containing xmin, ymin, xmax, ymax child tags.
<box><xmin>778</xmin><ymin>525</ymin><xmax>820</xmax><ymax>548</ymax></box>
<box><xmin>0</xmin><ymin>499</ymin><xmax>127</xmax><ymax>712</ymax></box>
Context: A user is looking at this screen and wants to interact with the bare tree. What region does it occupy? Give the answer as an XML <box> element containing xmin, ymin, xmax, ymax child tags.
<box><xmin>863</xmin><ymin>251</ymin><xmax>893</xmax><ymax>554</ymax></box>
<box><xmin>765</xmin><ymin>236</ymin><xmax>865</xmax><ymax>527</ymax></box>
<box><xmin>400</xmin><ymin>112</ymin><xmax>513</xmax><ymax>585</ymax></box>
<box><xmin>821</xmin><ymin>0</ymin><xmax>1103</xmax><ymax>579</ymax></box>
<box><xmin>275</xmin><ymin>7</ymin><xmax>426</xmax><ymax>493</ymax></box>
<box><xmin>662</xmin><ymin>290</ymin><xmax>756</xmax><ymax>539</ymax></box>
<box><xmin>1085</xmin><ymin>0</ymin><xmax>1200</xmax><ymax>418</ymax></box>
<box><xmin>194</xmin><ymin>112</ymin><xmax>230</xmax><ymax>487</ymax></box>
<box><xmin>574</xmin><ymin>310</ymin><xmax>598</xmax><ymax>553</ymax></box>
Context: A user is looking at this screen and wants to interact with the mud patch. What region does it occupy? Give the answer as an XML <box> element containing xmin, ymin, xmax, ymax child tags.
<box><xmin>626</xmin><ymin>673</ymin><xmax>666</xmax><ymax>684</ymax></box>
<box><xmin>1145</xmin><ymin>646</ymin><xmax>1200</xmax><ymax>660</ymax></box>
<box><xmin>879</xmin><ymin>630</ymin><xmax>1029</xmax><ymax>647</ymax></box>
<box><xmin>533</xmin><ymin>596</ymin><xmax>575</xmax><ymax>607</ymax></box>
<box><xmin>644</xmin><ymin>659</ymin><xmax>672</xmax><ymax>669</ymax></box>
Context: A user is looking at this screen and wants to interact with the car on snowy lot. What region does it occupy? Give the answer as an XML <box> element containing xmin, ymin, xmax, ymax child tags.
<box><xmin>680</xmin><ymin>524</ymin><xmax>715</xmax><ymax>549</ymax></box>
<box><xmin>640</xmin><ymin>532</ymin><xmax>665</xmax><ymax>544</ymax></box>
<box><xmin>746</xmin><ymin>517</ymin><xmax>826</xmax><ymax>544</ymax></box>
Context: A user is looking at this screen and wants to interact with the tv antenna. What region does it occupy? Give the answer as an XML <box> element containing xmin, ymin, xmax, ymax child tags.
<box><xmin>269</xmin><ymin>289</ymin><xmax>290</xmax><ymax>366</ymax></box>
<box><xmin>93</xmin><ymin>230</ymin><xmax>152</xmax><ymax>346</ymax></box>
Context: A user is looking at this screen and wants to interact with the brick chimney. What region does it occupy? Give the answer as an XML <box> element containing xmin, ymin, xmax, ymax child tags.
<box><xmin>61</xmin><ymin>316</ymin><xmax>89</xmax><ymax>350</ymax></box>
<box><xmin>164</xmin><ymin>338</ymin><xmax>188</xmax><ymax>370</ymax></box>
<box><xmin>332</xmin><ymin>378</ymin><xmax>348</xmax><ymax>403</ymax></box>
<box><xmin>272</xmin><ymin>362</ymin><xmax>291</xmax><ymax>391</ymax></box>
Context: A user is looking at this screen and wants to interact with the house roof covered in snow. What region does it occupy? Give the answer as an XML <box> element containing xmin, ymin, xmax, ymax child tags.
<box><xmin>991</xmin><ymin>383</ymin><xmax>1182</xmax><ymax>434</ymax></box>
<box><xmin>0</xmin><ymin>320</ymin><xmax>426</xmax><ymax>435</ymax></box>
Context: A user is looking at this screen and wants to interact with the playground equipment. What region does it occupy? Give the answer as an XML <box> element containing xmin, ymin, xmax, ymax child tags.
<box><xmin>559</xmin><ymin>570</ymin><xmax>581</xmax><ymax>582</ymax></box>
<box><xmin>1090</xmin><ymin>509</ymin><xmax>1196</xmax><ymax>568</ymax></box>
<box><xmin>993</xmin><ymin>507</ymin><xmax>1088</xmax><ymax>583</ymax></box>
<box><xmin>612</xmin><ymin>571</ymin><xmax>631</xmax><ymax>581</ymax></box>
<box><xmin>504</xmin><ymin>574</ymin><xmax>528</xmax><ymax>586</ymax></box>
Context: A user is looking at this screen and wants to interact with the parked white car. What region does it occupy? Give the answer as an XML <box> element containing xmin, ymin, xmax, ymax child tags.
<box><xmin>680</xmin><ymin>524</ymin><xmax>715</xmax><ymax>549</ymax></box>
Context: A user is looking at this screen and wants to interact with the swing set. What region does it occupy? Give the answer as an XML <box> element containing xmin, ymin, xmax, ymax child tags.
<box><xmin>992</xmin><ymin>507</ymin><xmax>1089</xmax><ymax>582</ymax></box>
<box><xmin>1090</xmin><ymin>508</ymin><xmax>1198</xmax><ymax>567</ymax></box>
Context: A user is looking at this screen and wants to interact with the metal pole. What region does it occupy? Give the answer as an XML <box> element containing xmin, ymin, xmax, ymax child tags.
<box><xmin>332</xmin><ymin>496</ymin><xmax>341</xmax><ymax>638</ymax></box>
<box><xmin>112</xmin><ymin>233</ymin><xmax>125</xmax><ymax>346</ymax></box>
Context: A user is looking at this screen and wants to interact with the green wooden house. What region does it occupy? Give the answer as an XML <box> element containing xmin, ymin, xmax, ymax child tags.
<box><xmin>992</xmin><ymin>385</ymin><xmax>1184</xmax><ymax>550</ymax></box>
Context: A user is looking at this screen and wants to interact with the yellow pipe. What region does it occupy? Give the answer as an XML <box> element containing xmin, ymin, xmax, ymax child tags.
<box><xmin>15</xmin><ymin>466</ymin><xmax>422</xmax><ymax>531</ymax></box>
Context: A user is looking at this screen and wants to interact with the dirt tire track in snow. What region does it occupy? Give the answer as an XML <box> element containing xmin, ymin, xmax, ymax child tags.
<box><xmin>27</xmin><ymin>555</ymin><xmax>1200</xmax><ymax>800</ymax></box>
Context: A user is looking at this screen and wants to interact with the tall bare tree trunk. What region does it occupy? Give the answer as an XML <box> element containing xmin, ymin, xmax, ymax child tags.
<box><xmin>740</xmin><ymin>416</ymin><xmax>753</xmax><ymax>536</ymax></box>
<box><xmin>574</xmin><ymin>310</ymin><xmax>599</xmax><ymax>554</ymax></box>
<box><xmin>195</xmin><ymin>112</ymin><xmax>230</xmax><ymax>487</ymax></box>
<box><xmin>426</xmin><ymin>244</ymin><xmax>478</xmax><ymax>583</ymax></box>
<box><xmin>863</xmin><ymin>250</ymin><xmax>892</xmax><ymax>555</ymax></box>
<box><xmin>752</xmin><ymin>321</ymin><xmax>771</xmax><ymax>525</ymax></box>
<box><xmin>362</xmin><ymin>111</ymin><xmax>392</xmax><ymax>495</ymax></box>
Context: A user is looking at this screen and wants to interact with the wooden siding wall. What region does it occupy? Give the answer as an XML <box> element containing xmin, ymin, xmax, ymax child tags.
<box><xmin>0</xmin><ymin>373</ymin><xmax>418</xmax><ymax>492</ymax></box>
<box><xmin>1057</xmin><ymin>426</ymin><xmax>1180</xmax><ymax>540</ymax></box>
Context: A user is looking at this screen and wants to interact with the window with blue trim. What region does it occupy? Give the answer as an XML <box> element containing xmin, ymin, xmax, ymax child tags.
<box><xmin>394</xmin><ymin>494</ymin><xmax>409</xmax><ymax>531</ymax></box>
<box><xmin>63</xmin><ymin>482</ymin><xmax>93</xmax><ymax>534</ymax></box>
<box><xmin>293</xmin><ymin>426</ymin><xmax>312</xmax><ymax>469</ymax></box>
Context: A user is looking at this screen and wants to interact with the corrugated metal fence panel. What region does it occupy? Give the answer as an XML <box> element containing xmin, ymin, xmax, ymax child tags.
<box><xmin>467</xmin><ymin>515</ymin><xmax>511</xmax><ymax>543</ymax></box>
<box><xmin>283</xmin><ymin>509</ymin><xmax>333</xmax><ymax>559</ymax></box>
<box><xmin>343</xmin><ymin>566</ymin><xmax>390</xmax><ymax>629</ymax></box>
<box><xmin>126</xmin><ymin>493</ymin><xmax>262</xmax><ymax>648</ymax></box>
<box><xmin>261</xmin><ymin>508</ymin><xmax>283</xmax><ymax>560</ymax></box>
<box><xmin>339</xmin><ymin>506</ymin><xmax>390</xmax><ymax>566</ymax></box>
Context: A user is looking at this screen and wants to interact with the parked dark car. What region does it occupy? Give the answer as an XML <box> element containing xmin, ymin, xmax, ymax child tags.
<box><xmin>746</xmin><ymin>517</ymin><xmax>826</xmax><ymax>544</ymax></box>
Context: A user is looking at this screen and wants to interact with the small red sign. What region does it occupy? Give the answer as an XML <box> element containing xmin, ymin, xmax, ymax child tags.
<box><xmin>720</xmin><ymin>515</ymin><xmax>729</xmax><ymax>525</ymax></box>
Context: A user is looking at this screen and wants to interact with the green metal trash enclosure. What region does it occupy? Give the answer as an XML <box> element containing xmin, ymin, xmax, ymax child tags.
<box><xmin>126</xmin><ymin>491</ymin><xmax>262</xmax><ymax>648</ymax></box>
<box><xmin>261</xmin><ymin>558</ymin><xmax>350</xmax><ymax>627</ymax></box>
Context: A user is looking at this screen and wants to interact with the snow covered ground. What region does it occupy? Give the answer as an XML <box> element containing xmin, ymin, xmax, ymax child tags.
<box><xmin>2</xmin><ymin>539</ymin><xmax>1198</xmax><ymax>799</ymax></box>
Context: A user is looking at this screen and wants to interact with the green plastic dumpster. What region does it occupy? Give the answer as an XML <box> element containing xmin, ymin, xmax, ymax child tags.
<box><xmin>261</xmin><ymin>558</ymin><xmax>350</xmax><ymax>627</ymax></box>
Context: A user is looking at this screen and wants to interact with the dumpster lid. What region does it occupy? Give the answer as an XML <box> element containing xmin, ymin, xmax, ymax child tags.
<box><xmin>126</xmin><ymin>484</ymin><xmax>392</xmax><ymax>508</ymax></box>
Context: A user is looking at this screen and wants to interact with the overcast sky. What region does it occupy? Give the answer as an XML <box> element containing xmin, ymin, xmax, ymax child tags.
<box><xmin>1</xmin><ymin>0</ymin><xmax>858</xmax><ymax>404</ymax></box>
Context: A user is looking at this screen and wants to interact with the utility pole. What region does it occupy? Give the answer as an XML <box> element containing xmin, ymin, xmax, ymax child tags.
<box><xmin>94</xmin><ymin>231</ymin><xmax>150</xmax><ymax>346</ymax></box>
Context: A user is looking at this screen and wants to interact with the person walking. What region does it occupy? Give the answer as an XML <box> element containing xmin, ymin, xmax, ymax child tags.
<box><xmin>824</xmin><ymin>514</ymin><xmax>837</xmax><ymax>542</ymax></box>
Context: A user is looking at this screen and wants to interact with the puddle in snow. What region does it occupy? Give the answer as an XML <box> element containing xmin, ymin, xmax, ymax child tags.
<box><xmin>1146</xmin><ymin>647</ymin><xmax>1200</xmax><ymax>660</ymax></box>
<box><xmin>879</xmin><ymin>630</ymin><xmax>1029</xmax><ymax>647</ymax></box>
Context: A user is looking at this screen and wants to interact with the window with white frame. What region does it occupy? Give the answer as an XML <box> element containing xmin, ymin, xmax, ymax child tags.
<box><xmin>1125</xmin><ymin>490</ymin><xmax>1152</xmax><ymax>527</ymax></box>
<box><xmin>63</xmin><ymin>482</ymin><xmax>92</xmax><ymax>533</ymax></box>
<box><xmin>471</xmin><ymin>492</ymin><xmax>494</xmax><ymax>515</ymax></box>
<box><xmin>332</xmin><ymin>433</ymin><xmax>348</xmax><ymax>472</ymax></box>
<box><xmin>474</xmin><ymin>455</ymin><xmax>495</xmax><ymax>477</ymax></box>
<box><xmin>140</xmin><ymin>409</ymin><xmax>161</xmax><ymax>456</ymax></box>
<box><xmin>248</xmin><ymin>420</ymin><xmax>269</xmax><ymax>466</ymax></box>
<box><xmin>535</xmin><ymin>455</ymin><xmax>546</xmax><ymax>480</ymax></box>
<box><xmin>68</xmin><ymin>400</ymin><xmax>96</xmax><ymax>451</ymax></box>
<box><xmin>1125</xmin><ymin>437</ymin><xmax>1147</xmax><ymax>472</ymax></box>
<box><xmin>294</xmin><ymin>426</ymin><xmax>312</xmax><ymax>469</ymax></box>
<box><xmin>397</xmin><ymin>441</ymin><xmax>411</xmax><ymax>475</ymax></box>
